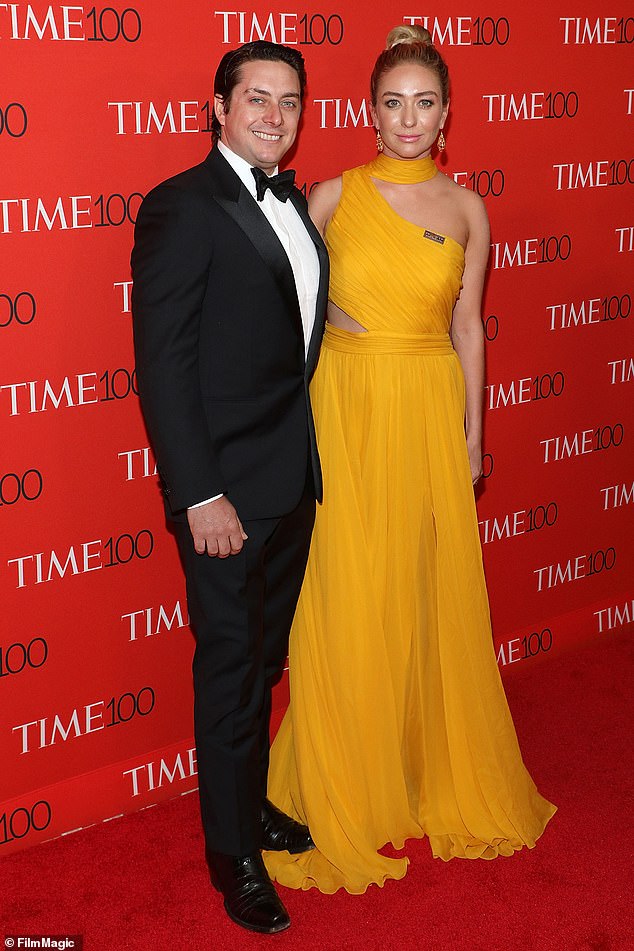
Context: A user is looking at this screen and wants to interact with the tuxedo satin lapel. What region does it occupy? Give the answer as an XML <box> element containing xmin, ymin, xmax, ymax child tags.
<box><xmin>289</xmin><ymin>191</ymin><xmax>329</xmax><ymax>377</ymax></box>
<box><xmin>213</xmin><ymin>187</ymin><xmax>302</xmax><ymax>329</ymax></box>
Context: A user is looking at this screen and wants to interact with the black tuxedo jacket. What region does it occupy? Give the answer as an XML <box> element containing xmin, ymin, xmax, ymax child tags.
<box><xmin>131</xmin><ymin>146</ymin><xmax>329</xmax><ymax>521</ymax></box>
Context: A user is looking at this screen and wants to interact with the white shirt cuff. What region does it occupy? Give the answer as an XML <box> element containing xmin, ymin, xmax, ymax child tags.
<box><xmin>188</xmin><ymin>494</ymin><xmax>224</xmax><ymax>509</ymax></box>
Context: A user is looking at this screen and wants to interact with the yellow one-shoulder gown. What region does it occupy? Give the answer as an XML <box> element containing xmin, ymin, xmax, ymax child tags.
<box><xmin>265</xmin><ymin>156</ymin><xmax>556</xmax><ymax>894</ymax></box>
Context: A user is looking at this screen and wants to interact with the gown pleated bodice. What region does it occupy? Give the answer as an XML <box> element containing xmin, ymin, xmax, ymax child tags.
<box><xmin>327</xmin><ymin>157</ymin><xmax>464</xmax><ymax>336</ymax></box>
<box><xmin>265</xmin><ymin>156</ymin><xmax>556</xmax><ymax>895</ymax></box>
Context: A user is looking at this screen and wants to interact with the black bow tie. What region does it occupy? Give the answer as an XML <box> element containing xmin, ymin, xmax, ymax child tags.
<box><xmin>251</xmin><ymin>166</ymin><xmax>296</xmax><ymax>203</ymax></box>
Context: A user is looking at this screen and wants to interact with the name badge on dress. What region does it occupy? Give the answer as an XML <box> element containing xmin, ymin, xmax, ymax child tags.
<box><xmin>423</xmin><ymin>229</ymin><xmax>445</xmax><ymax>245</ymax></box>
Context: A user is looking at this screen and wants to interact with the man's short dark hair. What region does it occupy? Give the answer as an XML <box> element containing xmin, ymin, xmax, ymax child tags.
<box><xmin>212</xmin><ymin>41</ymin><xmax>307</xmax><ymax>141</ymax></box>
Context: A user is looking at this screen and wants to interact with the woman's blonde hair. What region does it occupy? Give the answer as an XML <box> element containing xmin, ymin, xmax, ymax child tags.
<box><xmin>370</xmin><ymin>25</ymin><xmax>450</xmax><ymax>105</ymax></box>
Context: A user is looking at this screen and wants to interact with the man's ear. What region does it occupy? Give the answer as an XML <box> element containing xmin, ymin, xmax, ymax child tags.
<box><xmin>214</xmin><ymin>94</ymin><xmax>227</xmax><ymax>127</ymax></box>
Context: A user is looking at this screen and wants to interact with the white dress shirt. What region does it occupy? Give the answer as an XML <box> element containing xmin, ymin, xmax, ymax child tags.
<box><xmin>190</xmin><ymin>141</ymin><xmax>320</xmax><ymax>510</ymax></box>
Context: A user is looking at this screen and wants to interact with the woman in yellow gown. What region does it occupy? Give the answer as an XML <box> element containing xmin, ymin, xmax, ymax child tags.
<box><xmin>265</xmin><ymin>25</ymin><xmax>556</xmax><ymax>894</ymax></box>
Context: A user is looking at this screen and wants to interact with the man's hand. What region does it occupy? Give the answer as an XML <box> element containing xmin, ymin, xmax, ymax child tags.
<box><xmin>187</xmin><ymin>497</ymin><xmax>248</xmax><ymax>557</ymax></box>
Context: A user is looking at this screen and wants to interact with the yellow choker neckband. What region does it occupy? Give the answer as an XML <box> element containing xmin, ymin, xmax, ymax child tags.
<box><xmin>367</xmin><ymin>153</ymin><xmax>438</xmax><ymax>184</ymax></box>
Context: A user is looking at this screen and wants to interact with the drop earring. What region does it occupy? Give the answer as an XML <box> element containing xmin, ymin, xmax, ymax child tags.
<box><xmin>437</xmin><ymin>130</ymin><xmax>446</xmax><ymax>152</ymax></box>
<box><xmin>376</xmin><ymin>130</ymin><xmax>384</xmax><ymax>153</ymax></box>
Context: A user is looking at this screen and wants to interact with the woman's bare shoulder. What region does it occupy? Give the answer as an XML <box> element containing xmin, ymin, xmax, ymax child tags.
<box><xmin>445</xmin><ymin>173</ymin><xmax>487</xmax><ymax>213</ymax></box>
<box><xmin>439</xmin><ymin>173</ymin><xmax>489</xmax><ymax>241</ymax></box>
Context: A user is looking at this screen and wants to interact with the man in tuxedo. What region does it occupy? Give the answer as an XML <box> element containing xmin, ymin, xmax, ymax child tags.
<box><xmin>131</xmin><ymin>41</ymin><xmax>328</xmax><ymax>934</ymax></box>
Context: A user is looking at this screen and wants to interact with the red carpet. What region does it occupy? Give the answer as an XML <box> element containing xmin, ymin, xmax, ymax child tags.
<box><xmin>1</xmin><ymin>631</ymin><xmax>632</xmax><ymax>951</ymax></box>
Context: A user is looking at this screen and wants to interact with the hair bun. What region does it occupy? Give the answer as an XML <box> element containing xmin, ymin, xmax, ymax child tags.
<box><xmin>385</xmin><ymin>25</ymin><xmax>432</xmax><ymax>49</ymax></box>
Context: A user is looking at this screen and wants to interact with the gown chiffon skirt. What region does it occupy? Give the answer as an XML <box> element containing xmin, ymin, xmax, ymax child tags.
<box><xmin>265</xmin><ymin>157</ymin><xmax>556</xmax><ymax>894</ymax></box>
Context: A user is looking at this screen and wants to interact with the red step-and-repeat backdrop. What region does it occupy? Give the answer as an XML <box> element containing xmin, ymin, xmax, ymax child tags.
<box><xmin>1</xmin><ymin>1</ymin><xmax>632</xmax><ymax>855</ymax></box>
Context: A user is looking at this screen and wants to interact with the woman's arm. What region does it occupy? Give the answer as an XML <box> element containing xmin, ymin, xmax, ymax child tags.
<box><xmin>308</xmin><ymin>176</ymin><xmax>342</xmax><ymax>236</ymax></box>
<box><xmin>450</xmin><ymin>191</ymin><xmax>490</xmax><ymax>484</ymax></box>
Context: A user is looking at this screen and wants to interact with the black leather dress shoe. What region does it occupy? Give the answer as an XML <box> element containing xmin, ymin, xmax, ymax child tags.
<box><xmin>206</xmin><ymin>849</ymin><xmax>290</xmax><ymax>934</ymax></box>
<box><xmin>261</xmin><ymin>798</ymin><xmax>315</xmax><ymax>854</ymax></box>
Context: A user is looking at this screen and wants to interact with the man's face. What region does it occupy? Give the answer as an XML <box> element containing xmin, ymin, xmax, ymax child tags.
<box><xmin>215</xmin><ymin>59</ymin><xmax>302</xmax><ymax>172</ymax></box>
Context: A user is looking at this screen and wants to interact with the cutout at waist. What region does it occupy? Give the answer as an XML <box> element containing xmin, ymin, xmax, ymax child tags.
<box><xmin>326</xmin><ymin>302</ymin><xmax>368</xmax><ymax>334</ymax></box>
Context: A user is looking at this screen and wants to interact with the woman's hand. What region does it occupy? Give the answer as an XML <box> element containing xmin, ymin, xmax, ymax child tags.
<box><xmin>467</xmin><ymin>440</ymin><xmax>483</xmax><ymax>486</ymax></box>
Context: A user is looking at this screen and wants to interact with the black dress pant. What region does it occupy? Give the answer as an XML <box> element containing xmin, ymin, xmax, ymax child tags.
<box><xmin>174</xmin><ymin>480</ymin><xmax>315</xmax><ymax>855</ymax></box>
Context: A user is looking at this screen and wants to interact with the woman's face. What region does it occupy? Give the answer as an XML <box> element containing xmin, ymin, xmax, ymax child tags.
<box><xmin>371</xmin><ymin>63</ymin><xmax>448</xmax><ymax>161</ymax></box>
